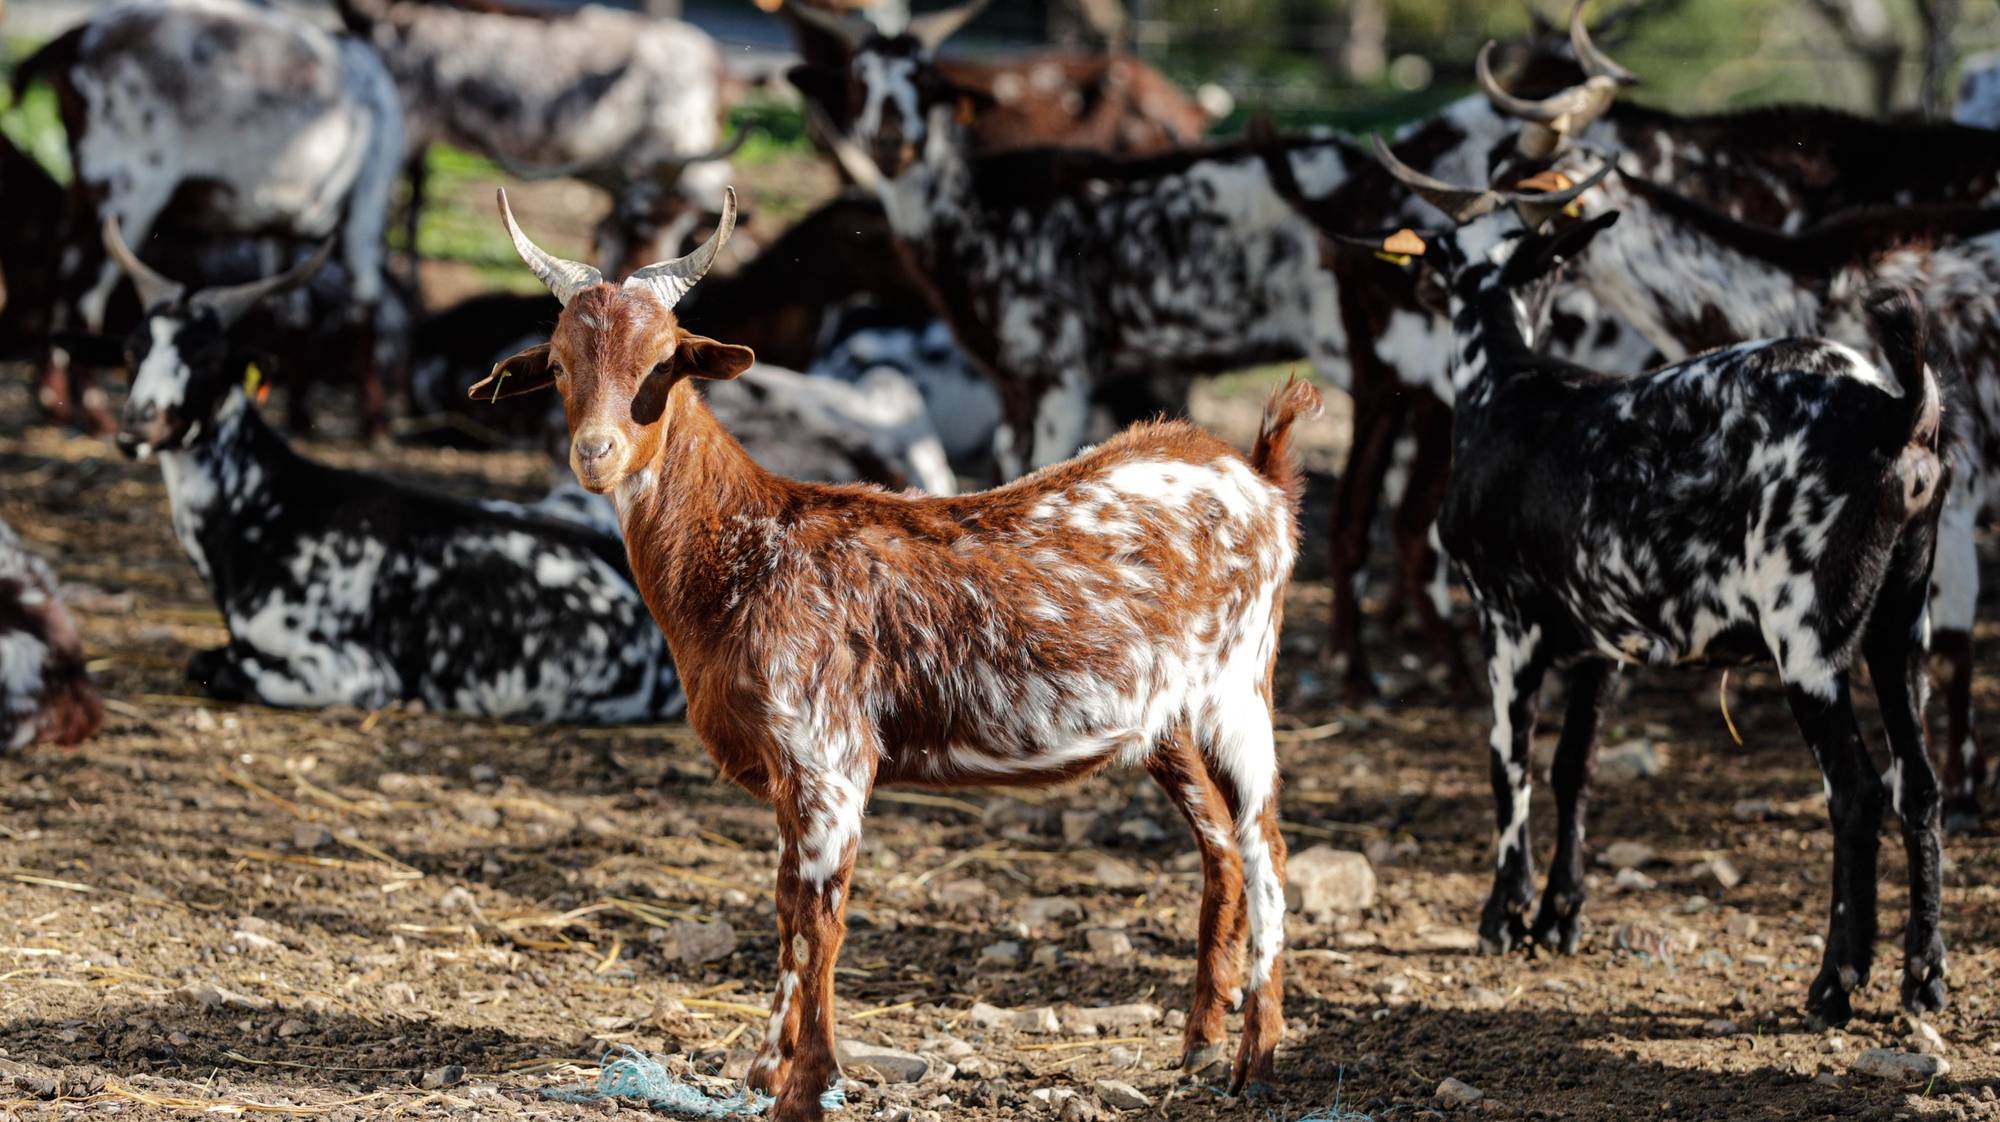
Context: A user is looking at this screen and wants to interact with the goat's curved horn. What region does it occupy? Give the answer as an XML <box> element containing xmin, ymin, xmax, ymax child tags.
<box><xmin>1475</xmin><ymin>41</ymin><xmax>1568</xmax><ymax>124</ymax></box>
<box><xmin>1369</xmin><ymin>134</ymin><xmax>1500</xmax><ymax>225</ymax></box>
<box><xmin>623</xmin><ymin>187</ymin><xmax>737</xmax><ymax>310</ymax></box>
<box><xmin>1569</xmin><ymin>0</ymin><xmax>1638</xmax><ymax>86</ymax></box>
<box><xmin>497</xmin><ymin>187</ymin><xmax>603</xmax><ymax>306</ymax></box>
<box><xmin>1504</xmin><ymin>154</ymin><xmax>1615</xmax><ymax>209</ymax></box>
<box><xmin>101</xmin><ymin>218</ymin><xmax>185</xmax><ymax>312</ymax></box>
<box><xmin>663</xmin><ymin>125</ymin><xmax>752</xmax><ymax>172</ymax></box>
<box><xmin>908</xmin><ymin>0</ymin><xmax>989</xmax><ymax>50</ymax></box>
<box><xmin>189</xmin><ymin>239</ymin><xmax>334</xmax><ymax>329</ymax></box>
<box><xmin>784</xmin><ymin>0</ymin><xmax>870</xmax><ymax>50</ymax></box>
<box><xmin>804</xmin><ymin>100</ymin><xmax>884</xmax><ymax>191</ymax></box>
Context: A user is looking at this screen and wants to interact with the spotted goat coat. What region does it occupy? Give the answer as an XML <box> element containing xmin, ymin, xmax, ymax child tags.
<box><xmin>0</xmin><ymin>519</ymin><xmax>103</xmax><ymax>751</ymax></box>
<box><xmin>1416</xmin><ymin>204</ymin><xmax>1947</xmax><ymax>1026</ymax></box>
<box><xmin>485</xmin><ymin>196</ymin><xmax>1319</xmax><ymax>1112</ymax></box>
<box><xmin>116</xmin><ymin>293</ymin><xmax>682</xmax><ymax>723</ymax></box>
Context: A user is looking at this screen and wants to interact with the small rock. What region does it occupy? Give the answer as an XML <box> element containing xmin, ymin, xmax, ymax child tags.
<box><xmin>1091</xmin><ymin>857</ymin><xmax>1144</xmax><ymax>890</ymax></box>
<box><xmin>1724</xmin><ymin>914</ymin><xmax>1760</xmax><ymax>939</ymax></box>
<box><xmin>1031</xmin><ymin>944</ymin><xmax>1063</xmax><ymax>968</ymax></box>
<box><xmin>1059</xmin><ymin>1095</ymin><xmax>1107</xmax><ymax>1122</ymax></box>
<box><xmin>1061</xmin><ymin>810</ymin><xmax>1104</xmax><ymax>846</ymax></box>
<box><xmin>1285</xmin><ymin>846</ymin><xmax>1377</xmax><ymax>917</ymax></box>
<box><xmin>981</xmin><ymin>941</ymin><xmax>1023</xmax><ymax>968</ymax></box>
<box><xmin>671</xmin><ymin>921</ymin><xmax>738</xmax><ymax>965</ymax></box>
<box><xmin>969</xmin><ymin>1002</ymin><xmax>1061</xmax><ymax>1035</ymax></box>
<box><xmin>454</xmin><ymin>800</ymin><xmax>501</xmax><ymax>829</ymax></box>
<box><xmin>1085</xmin><ymin>929</ymin><xmax>1133</xmax><ymax>956</ymax></box>
<box><xmin>1731</xmin><ymin>798</ymin><xmax>1775</xmax><ymax>822</ymax></box>
<box><xmin>231</xmin><ymin>929</ymin><xmax>283</xmax><ymax>954</ymax></box>
<box><xmin>1373</xmin><ymin>973</ymin><xmax>1412</xmax><ymax>998</ymax></box>
<box><xmin>1703</xmin><ymin>1019</ymin><xmax>1740</xmax><ymax>1037</ymax></box>
<box><xmin>1463</xmin><ymin>986</ymin><xmax>1507</xmax><ymax>1011</ymax></box>
<box><xmin>1824</xmin><ymin>1037</ymin><xmax>1848</xmax><ymax>1054</ymax></box>
<box><xmin>836</xmin><ymin>1041</ymin><xmax>929</xmax><ymax>1084</ymax></box>
<box><xmin>276</xmin><ymin>1018</ymin><xmax>311</xmax><ymax>1038</ymax></box>
<box><xmin>1613</xmin><ymin>868</ymin><xmax>1656</xmax><ymax>892</ymax></box>
<box><xmin>1103</xmin><ymin>1046</ymin><xmax>1140</xmax><ymax>1071</ymax></box>
<box><xmin>419</xmin><ymin>1065</ymin><xmax>465</xmax><ymax>1090</ymax></box>
<box><xmin>291</xmin><ymin>823</ymin><xmax>333</xmax><ymax>851</ymax></box>
<box><xmin>1696</xmin><ymin>857</ymin><xmax>1743</xmax><ymax>890</ymax></box>
<box><xmin>1116</xmin><ymin>817</ymin><xmax>1167</xmax><ymax>844</ymax></box>
<box><xmin>1814</xmin><ymin>1072</ymin><xmax>1843</xmax><ymax>1088</ymax></box>
<box><xmin>1681</xmin><ymin>895</ymin><xmax>1712</xmax><ymax>913</ymax></box>
<box><xmin>438</xmin><ymin>885</ymin><xmax>477</xmax><ymax>914</ymax></box>
<box><xmin>382</xmin><ymin>982</ymin><xmax>418</xmax><ymax>1007</ymax></box>
<box><xmin>956</xmin><ymin>1056</ymin><xmax>1001</xmax><ymax>1079</ymax></box>
<box><xmin>176</xmin><ymin>983</ymin><xmax>272</xmax><ymax>1012</ymax></box>
<box><xmin>1434</xmin><ymin>1077</ymin><xmax>1484</xmax><ymax>1109</ymax></box>
<box><xmin>934</xmin><ymin>879</ymin><xmax>991</xmax><ymax>908</ymax></box>
<box><xmin>1596</xmin><ymin>738</ymin><xmax>1667</xmax><ymax>783</ymax></box>
<box><xmin>1091</xmin><ymin>1080</ymin><xmax>1151</xmax><ymax>1111</ymax></box>
<box><xmin>1908</xmin><ymin>1020</ymin><xmax>1949</xmax><ymax>1057</ymax></box>
<box><xmin>1067</xmin><ymin>1003</ymin><xmax>1161</xmax><ymax>1034</ymax></box>
<box><xmin>469</xmin><ymin>764</ymin><xmax>499</xmax><ymax>785</ymax></box>
<box><xmin>1852</xmin><ymin>1049</ymin><xmax>1949</xmax><ymax>1081</ymax></box>
<box><xmin>1597</xmin><ymin>841</ymin><xmax>1656</xmax><ymax>870</ymax></box>
<box><xmin>1021</xmin><ymin>897</ymin><xmax>1084</xmax><ymax>930</ymax></box>
<box><xmin>920</xmin><ymin>1036</ymin><xmax>974</xmax><ymax>1061</ymax></box>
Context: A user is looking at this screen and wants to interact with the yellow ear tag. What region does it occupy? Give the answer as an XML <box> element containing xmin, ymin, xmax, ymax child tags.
<box><xmin>1374</xmin><ymin>251</ymin><xmax>1414</xmax><ymax>266</ymax></box>
<box><xmin>243</xmin><ymin>362</ymin><xmax>271</xmax><ymax>405</ymax></box>
<box><xmin>1563</xmin><ymin>201</ymin><xmax>1584</xmax><ymax>218</ymax></box>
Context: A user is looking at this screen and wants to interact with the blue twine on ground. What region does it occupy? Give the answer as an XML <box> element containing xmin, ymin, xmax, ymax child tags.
<box><xmin>1286</xmin><ymin>1067</ymin><xmax>1373</xmax><ymax>1122</ymax></box>
<box><xmin>543</xmin><ymin>1045</ymin><xmax>846</xmax><ymax>1118</ymax></box>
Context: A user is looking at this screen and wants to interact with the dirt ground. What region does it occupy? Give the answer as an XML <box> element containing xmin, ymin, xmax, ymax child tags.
<box><xmin>5</xmin><ymin>157</ymin><xmax>2000</xmax><ymax>1121</ymax></box>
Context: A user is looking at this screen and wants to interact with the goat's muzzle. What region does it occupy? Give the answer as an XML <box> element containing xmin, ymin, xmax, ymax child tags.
<box><xmin>570</xmin><ymin>429</ymin><xmax>623</xmax><ymax>493</ymax></box>
<box><xmin>116</xmin><ymin>402</ymin><xmax>175</xmax><ymax>461</ymax></box>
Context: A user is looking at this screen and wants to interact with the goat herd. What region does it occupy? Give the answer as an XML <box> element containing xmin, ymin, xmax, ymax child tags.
<box><xmin>3</xmin><ymin>0</ymin><xmax>2000</xmax><ymax>1116</ymax></box>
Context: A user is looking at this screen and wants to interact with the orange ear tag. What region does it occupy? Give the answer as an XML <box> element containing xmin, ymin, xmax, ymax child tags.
<box><xmin>1374</xmin><ymin>227</ymin><xmax>1427</xmax><ymax>265</ymax></box>
<box><xmin>956</xmin><ymin>97</ymin><xmax>977</xmax><ymax>126</ymax></box>
<box><xmin>1513</xmin><ymin>169</ymin><xmax>1575</xmax><ymax>193</ymax></box>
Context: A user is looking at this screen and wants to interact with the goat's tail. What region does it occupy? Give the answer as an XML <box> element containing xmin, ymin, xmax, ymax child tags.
<box><xmin>1864</xmin><ymin>287</ymin><xmax>1947</xmax><ymax>518</ymax></box>
<box><xmin>10</xmin><ymin>23</ymin><xmax>83</xmax><ymax>103</ymax></box>
<box><xmin>35</xmin><ymin>666</ymin><xmax>103</xmax><ymax>748</ymax></box>
<box><xmin>1251</xmin><ymin>373</ymin><xmax>1323</xmax><ymax>505</ymax></box>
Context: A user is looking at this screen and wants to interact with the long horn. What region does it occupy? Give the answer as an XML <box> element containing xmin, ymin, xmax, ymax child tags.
<box><xmin>101</xmin><ymin>218</ymin><xmax>185</xmax><ymax>311</ymax></box>
<box><xmin>784</xmin><ymin>0</ymin><xmax>869</xmax><ymax>50</ymax></box>
<box><xmin>907</xmin><ymin>0</ymin><xmax>989</xmax><ymax>50</ymax></box>
<box><xmin>660</xmin><ymin>125</ymin><xmax>753</xmax><ymax>173</ymax></box>
<box><xmin>190</xmin><ymin>239</ymin><xmax>335</xmax><ymax>329</ymax></box>
<box><xmin>1476</xmin><ymin>42</ymin><xmax>1567</xmax><ymax>124</ymax></box>
<box><xmin>1369</xmin><ymin>134</ymin><xmax>1500</xmax><ymax>225</ymax></box>
<box><xmin>496</xmin><ymin>187</ymin><xmax>603</xmax><ymax>305</ymax></box>
<box><xmin>1569</xmin><ymin>0</ymin><xmax>1639</xmax><ymax>86</ymax></box>
<box><xmin>623</xmin><ymin>186</ymin><xmax>737</xmax><ymax>310</ymax></box>
<box><xmin>805</xmin><ymin>101</ymin><xmax>884</xmax><ymax>191</ymax></box>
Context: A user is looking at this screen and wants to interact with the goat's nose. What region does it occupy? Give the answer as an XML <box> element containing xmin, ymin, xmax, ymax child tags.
<box><xmin>573</xmin><ymin>433</ymin><xmax>615</xmax><ymax>463</ymax></box>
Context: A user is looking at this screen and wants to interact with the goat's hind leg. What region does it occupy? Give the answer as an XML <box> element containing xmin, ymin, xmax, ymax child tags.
<box><xmin>1866</xmin><ymin>534</ymin><xmax>1949</xmax><ymax>1015</ymax></box>
<box><xmin>1197</xmin><ymin>689</ymin><xmax>1286</xmax><ymax>1094</ymax></box>
<box><xmin>1785</xmin><ymin>671</ymin><xmax>1884</xmax><ymax>1026</ymax></box>
<box><xmin>1145</xmin><ymin>727</ymin><xmax>1244</xmax><ymax>1078</ymax></box>
<box><xmin>1531</xmin><ymin>658</ymin><xmax>1616</xmax><ymax>955</ymax></box>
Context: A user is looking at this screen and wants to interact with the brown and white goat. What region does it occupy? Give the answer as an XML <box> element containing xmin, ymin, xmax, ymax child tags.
<box><xmin>475</xmin><ymin>187</ymin><xmax>1315</xmax><ymax>1119</ymax></box>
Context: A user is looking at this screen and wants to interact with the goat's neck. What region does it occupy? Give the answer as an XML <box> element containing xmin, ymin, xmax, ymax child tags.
<box><xmin>157</xmin><ymin>388</ymin><xmax>285</xmax><ymax>585</ymax></box>
<box><xmin>1444</xmin><ymin>280</ymin><xmax>1542</xmax><ymax>408</ymax></box>
<box><xmin>613</xmin><ymin>379</ymin><xmax>787</xmax><ymax>649</ymax></box>
<box><xmin>878</xmin><ymin>123</ymin><xmax>973</xmax><ymax>247</ymax></box>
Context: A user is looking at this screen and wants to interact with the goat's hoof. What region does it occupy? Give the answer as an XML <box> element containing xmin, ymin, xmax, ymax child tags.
<box><xmin>1237</xmin><ymin>1080</ymin><xmax>1277</xmax><ymax>1100</ymax></box>
<box><xmin>1806</xmin><ymin>969</ymin><xmax>1855</xmax><ymax>1028</ymax></box>
<box><xmin>1903</xmin><ymin>949</ymin><xmax>1949</xmax><ymax>1014</ymax></box>
<box><xmin>1476</xmin><ymin>910</ymin><xmax>1530</xmax><ymax>956</ymax></box>
<box><xmin>1530</xmin><ymin>911</ymin><xmax>1584</xmax><ymax>956</ymax></box>
<box><xmin>1179</xmin><ymin>1044</ymin><xmax>1229</xmax><ymax>1081</ymax></box>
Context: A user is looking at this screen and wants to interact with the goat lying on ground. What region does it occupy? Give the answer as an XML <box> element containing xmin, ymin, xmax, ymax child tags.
<box><xmin>1362</xmin><ymin>146</ymin><xmax>1948</xmax><ymax>1024</ymax></box>
<box><xmin>103</xmin><ymin>223</ymin><xmax>682</xmax><ymax>724</ymax></box>
<box><xmin>481</xmin><ymin>187</ymin><xmax>1314</xmax><ymax>1120</ymax></box>
<box><xmin>0</xmin><ymin>519</ymin><xmax>103</xmax><ymax>751</ymax></box>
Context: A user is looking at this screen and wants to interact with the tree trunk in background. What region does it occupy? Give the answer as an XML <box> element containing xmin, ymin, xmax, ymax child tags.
<box><xmin>1343</xmin><ymin>0</ymin><xmax>1386</xmax><ymax>85</ymax></box>
<box><xmin>1804</xmin><ymin>0</ymin><xmax>1903</xmax><ymax>114</ymax></box>
<box><xmin>1918</xmin><ymin>0</ymin><xmax>1963</xmax><ymax>117</ymax></box>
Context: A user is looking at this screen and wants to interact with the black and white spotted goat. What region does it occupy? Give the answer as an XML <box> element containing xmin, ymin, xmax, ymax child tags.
<box><xmin>102</xmin><ymin>223</ymin><xmax>682</xmax><ymax>723</ymax></box>
<box><xmin>336</xmin><ymin>0</ymin><xmax>742</xmax><ymax>276</ymax></box>
<box><xmin>23</xmin><ymin>0</ymin><xmax>404</xmax><ymax>438</ymax></box>
<box><xmin>0</xmin><ymin>519</ymin><xmax>102</xmax><ymax>751</ymax></box>
<box><xmin>1364</xmin><ymin>147</ymin><xmax>1950</xmax><ymax>1024</ymax></box>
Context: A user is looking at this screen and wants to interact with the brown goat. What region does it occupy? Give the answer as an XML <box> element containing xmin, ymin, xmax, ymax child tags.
<box><xmin>476</xmin><ymin>187</ymin><xmax>1317</xmax><ymax>1120</ymax></box>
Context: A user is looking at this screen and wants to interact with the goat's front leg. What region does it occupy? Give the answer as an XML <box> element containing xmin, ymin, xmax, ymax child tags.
<box><xmin>768</xmin><ymin>767</ymin><xmax>869</xmax><ymax>1122</ymax></box>
<box><xmin>1531</xmin><ymin>658</ymin><xmax>1616</xmax><ymax>954</ymax></box>
<box><xmin>1786</xmin><ymin>673</ymin><xmax>1884</xmax><ymax>1026</ymax></box>
<box><xmin>1477</xmin><ymin>620</ymin><xmax>1548</xmax><ymax>955</ymax></box>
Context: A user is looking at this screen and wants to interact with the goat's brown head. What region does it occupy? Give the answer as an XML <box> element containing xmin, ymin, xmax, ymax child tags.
<box><xmin>1477</xmin><ymin>0</ymin><xmax>1637</xmax><ymax>159</ymax></box>
<box><xmin>472</xmin><ymin>187</ymin><xmax>754</xmax><ymax>495</ymax></box>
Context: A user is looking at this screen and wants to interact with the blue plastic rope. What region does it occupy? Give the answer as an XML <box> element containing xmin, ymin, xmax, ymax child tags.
<box><xmin>544</xmin><ymin>1045</ymin><xmax>847</xmax><ymax>1117</ymax></box>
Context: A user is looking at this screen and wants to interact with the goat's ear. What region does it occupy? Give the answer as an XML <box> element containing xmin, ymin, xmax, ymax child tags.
<box><xmin>630</xmin><ymin>335</ymin><xmax>756</xmax><ymax>425</ymax></box>
<box><xmin>467</xmin><ymin>343</ymin><xmax>556</xmax><ymax>401</ymax></box>
<box><xmin>787</xmin><ymin>64</ymin><xmax>849</xmax><ymax>116</ymax></box>
<box><xmin>1501</xmin><ymin>210</ymin><xmax>1620</xmax><ymax>285</ymax></box>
